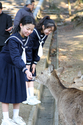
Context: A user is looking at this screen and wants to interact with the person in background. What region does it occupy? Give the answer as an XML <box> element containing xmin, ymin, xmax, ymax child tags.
<box><xmin>22</xmin><ymin>16</ymin><xmax>57</xmax><ymax>105</ymax></box>
<box><xmin>14</xmin><ymin>0</ymin><xmax>35</xmax><ymax>27</ymax></box>
<box><xmin>0</xmin><ymin>15</ymin><xmax>35</xmax><ymax>125</ymax></box>
<box><xmin>0</xmin><ymin>2</ymin><xmax>12</xmax><ymax>51</ymax></box>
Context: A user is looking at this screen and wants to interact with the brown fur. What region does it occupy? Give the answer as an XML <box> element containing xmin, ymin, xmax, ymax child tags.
<box><xmin>36</xmin><ymin>65</ymin><xmax>83</xmax><ymax>125</ymax></box>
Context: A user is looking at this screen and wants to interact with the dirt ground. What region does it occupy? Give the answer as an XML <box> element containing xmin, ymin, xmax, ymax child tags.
<box><xmin>58</xmin><ymin>24</ymin><xmax>83</xmax><ymax>89</ymax></box>
<box><xmin>56</xmin><ymin>1</ymin><xmax>83</xmax><ymax>90</ymax></box>
<box><xmin>41</xmin><ymin>0</ymin><xmax>83</xmax><ymax>90</ymax></box>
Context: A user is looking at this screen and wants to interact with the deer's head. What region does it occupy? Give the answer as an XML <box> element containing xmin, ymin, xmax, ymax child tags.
<box><xmin>73</xmin><ymin>71</ymin><xmax>83</xmax><ymax>87</ymax></box>
<box><xmin>36</xmin><ymin>65</ymin><xmax>64</xmax><ymax>86</ymax></box>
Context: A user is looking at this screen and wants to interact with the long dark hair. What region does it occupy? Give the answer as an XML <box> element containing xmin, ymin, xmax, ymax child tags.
<box><xmin>36</xmin><ymin>16</ymin><xmax>56</xmax><ymax>32</ymax></box>
<box><xmin>13</xmin><ymin>15</ymin><xmax>35</xmax><ymax>34</ymax></box>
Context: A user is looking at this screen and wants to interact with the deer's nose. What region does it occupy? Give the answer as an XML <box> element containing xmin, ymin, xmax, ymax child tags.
<box><xmin>41</xmin><ymin>72</ymin><xmax>43</xmax><ymax>74</ymax></box>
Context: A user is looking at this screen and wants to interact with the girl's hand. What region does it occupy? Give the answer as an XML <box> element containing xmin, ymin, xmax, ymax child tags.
<box><xmin>26</xmin><ymin>65</ymin><xmax>30</xmax><ymax>71</ymax></box>
<box><xmin>25</xmin><ymin>70</ymin><xmax>32</xmax><ymax>80</ymax></box>
<box><xmin>32</xmin><ymin>64</ymin><xmax>36</xmax><ymax>74</ymax></box>
<box><xmin>5</xmin><ymin>26</ymin><xmax>13</xmax><ymax>31</ymax></box>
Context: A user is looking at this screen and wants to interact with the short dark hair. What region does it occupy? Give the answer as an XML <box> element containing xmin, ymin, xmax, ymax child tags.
<box><xmin>25</xmin><ymin>0</ymin><xmax>34</xmax><ymax>6</ymax></box>
<box><xmin>0</xmin><ymin>2</ymin><xmax>2</xmax><ymax>9</ymax></box>
<box><xmin>31</xmin><ymin>0</ymin><xmax>35</xmax><ymax>3</ymax></box>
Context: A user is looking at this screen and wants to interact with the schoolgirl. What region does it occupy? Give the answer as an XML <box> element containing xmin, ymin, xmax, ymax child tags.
<box><xmin>22</xmin><ymin>16</ymin><xmax>57</xmax><ymax>105</ymax></box>
<box><xmin>0</xmin><ymin>15</ymin><xmax>35</xmax><ymax>125</ymax></box>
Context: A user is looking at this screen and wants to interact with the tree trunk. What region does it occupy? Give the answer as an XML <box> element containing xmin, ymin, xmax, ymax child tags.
<box><xmin>78</xmin><ymin>0</ymin><xmax>81</xmax><ymax>4</ymax></box>
<box><xmin>67</xmin><ymin>0</ymin><xmax>71</xmax><ymax>16</ymax></box>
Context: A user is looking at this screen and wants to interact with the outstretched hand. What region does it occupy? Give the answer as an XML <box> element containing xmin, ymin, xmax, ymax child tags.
<box><xmin>25</xmin><ymin>70</ymin><xmax>32</xmax><ymax>80</ymax></box>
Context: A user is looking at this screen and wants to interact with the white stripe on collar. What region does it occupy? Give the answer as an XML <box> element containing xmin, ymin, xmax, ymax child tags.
<box><xmin>5</xmin><ymin>36</ymin><xmax>29</xmax><ymax>46</ymax></box>
<box><xmin>34</xmin><ymin>29</ymin><xmax>47</xmax><ymax>41</ymax></box>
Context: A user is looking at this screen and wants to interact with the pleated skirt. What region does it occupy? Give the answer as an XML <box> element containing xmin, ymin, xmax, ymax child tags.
<box><xmin>0</xmin><ymin>56</ymin><xmax>27</xmax><ymax>103</ymax></box>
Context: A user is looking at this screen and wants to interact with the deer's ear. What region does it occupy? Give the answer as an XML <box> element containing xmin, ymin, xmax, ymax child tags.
<box><xmin>55</xmin><ymin>67</ymin><xmax>64</xmax><ymax>77</ymax></box>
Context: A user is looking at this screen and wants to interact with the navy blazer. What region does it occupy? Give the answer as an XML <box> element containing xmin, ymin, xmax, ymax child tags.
<box><xmin>26</xmin><ymin>28</ymin><xmax>48</xmax><ymax>65</ymax></box>
<box><xmin>1</xmin><ymin>32</ymin><xmax>29</xmax><ymax>72</ymax></box>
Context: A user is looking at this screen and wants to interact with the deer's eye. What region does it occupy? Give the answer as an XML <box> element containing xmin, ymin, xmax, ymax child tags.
<box><xmin>41</xmin><ymin>72</ymin><xmax>43</xmax><ymax>74</ymax></box>
<box><xmin>73</xmin><ymin>81</ymin><xmax>75</xmax><ymax>83</ymax></box>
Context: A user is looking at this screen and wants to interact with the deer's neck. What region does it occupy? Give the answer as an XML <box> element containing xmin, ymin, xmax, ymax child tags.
<box><xmin>47</xmin><ymin>71</ymin><xmax>66</xmax><ymax>100</ymax></box>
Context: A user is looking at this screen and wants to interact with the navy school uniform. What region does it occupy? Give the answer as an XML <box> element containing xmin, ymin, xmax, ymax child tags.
<box><xmin>0</xmin><ymin>32</ymin><xmax>31</xmax><ymax>103</ymax></box>
<box><xmin>26</xmin><ymin>28</ymin><xmax>48</xmax><ymax>82</ymax></box>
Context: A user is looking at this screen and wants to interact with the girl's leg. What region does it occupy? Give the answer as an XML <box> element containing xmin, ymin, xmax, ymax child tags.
<box><xmin>1</xmin><ymin>103</ymin><xmax>17</xmax><ymax>125</ymax></box>
<box><xmin>23</xmin><ymin>81</ymin><xmax>41</xmax><ymax>105</ymax></box>
<box><xmin>26</xmin><ymin>81</ymin><xmax>31</xmax><ymax>99</ymax></box>
<box><xmin>13</xmin><ymin>103</ymin><xmax>20</xmax><ymax>119</ymax></box>
<box><xmin>2</xmin><ymin>103</ymin><xmax>9</xmax><ymax>120</ymax></box>
<box><xmin>22</xmin><ymin>81</ymin><xmax>34</xmax><ymax>104</ymax></box>
<box><xmin>25</xmin><ymin>81</ymin><xmax>34</xmax><ymax>99</ymax></box>
<box><xmin>13</xmin><ymin>103</ymin><xmax>26</xmax><ymax>125</ymax></box>
<box><xmin>27</xmin><ymin>81</ymin><xmax>41</xmax><ymax>105</ymax></box>
<box><xmin>28</xmin><ymin>81</ymin><xmax>34</xmax><ymax>97</ymax></box>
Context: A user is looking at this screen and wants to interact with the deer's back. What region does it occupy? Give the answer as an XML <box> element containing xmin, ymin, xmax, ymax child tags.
<box><xmin>58</xmin><ymin>88</ymin><xmax>83</xmax><ymax>125</ymax></box>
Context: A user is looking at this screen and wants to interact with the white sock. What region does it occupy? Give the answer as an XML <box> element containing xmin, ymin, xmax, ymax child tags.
<box><xmin>13</xmin><ymin>109</ymin><xmax>19</xmax><ymax>119</ymax></box>
<box><xmin>28</xmin><ymin>87</ymin><xmax>34</xmax><ymax>97</ymax></box>
<box><xmin>3</xmin><ymin>112</ymin><xmax>9</xmax><ymax>120</ymax></box>
<box><xmin>26</xmin><ymin>88</ymin><xmax>29</xmax><ymax>99</ymax></box>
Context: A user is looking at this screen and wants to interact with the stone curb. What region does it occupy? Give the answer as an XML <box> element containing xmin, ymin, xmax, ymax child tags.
<box><xmin>27</xmin><ymin>33</ymin><xmax>53</xmax><ymax>125</ymax></box>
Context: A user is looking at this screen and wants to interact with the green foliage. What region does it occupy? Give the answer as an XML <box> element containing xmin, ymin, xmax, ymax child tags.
<box><xmin>79</xmin><ymin>0</ymin><xmax>83</xmax><ymax>3</ymax></box>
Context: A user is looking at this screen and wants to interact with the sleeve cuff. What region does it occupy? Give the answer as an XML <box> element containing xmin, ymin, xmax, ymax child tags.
<box><xmin>26</xmin><ymin>62</ymin><xmax>31</xmax><ymax>65</ymax></box>
<box><xmin>33</xmin><ymin>61</ymin><xmax>37</xmax><ymax>65</ymax></box>
<box><xmin>22</xmin><ymin>67</ymin><xmax>28</xmax><ymax>72</ymax></box>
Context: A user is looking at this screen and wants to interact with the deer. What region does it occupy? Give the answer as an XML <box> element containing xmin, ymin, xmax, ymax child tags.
<box><xmin>36</xmin><ymin>65</ymin><xmax>83</xmax><ymax>125</ymax></box>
